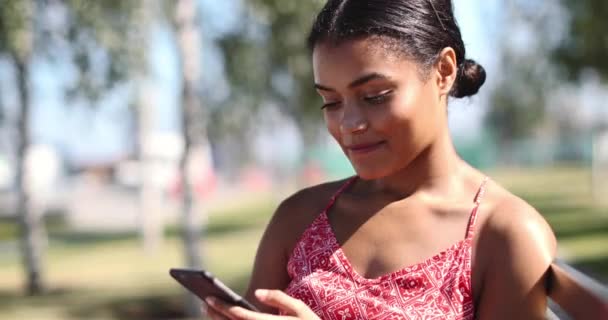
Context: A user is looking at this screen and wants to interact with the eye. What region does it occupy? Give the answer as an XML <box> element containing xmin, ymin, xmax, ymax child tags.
<box><xmin>321</xmin><ymin>101</ymin><xmax>341</xmax><ymax>110</ymax></box>
<box><xmin>364</xmin><ymin>90</ymin><xmax>393</xmax><ymax>105</ymax></box>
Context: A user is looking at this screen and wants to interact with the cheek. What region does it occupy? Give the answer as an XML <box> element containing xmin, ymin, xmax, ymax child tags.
<box><xmin>382</xmin><ymin>96</ymin><xmax>417</xmax><ymax>135</ymax></box>
<box><xmin>323</xmin><ymin>111</ymin><xmax>342</xmax><ymax>141</ymax></box>
<box><xmin>382</xmin><ymin>94</ymin><xmax>430</xmax><ymax>149</ymax></box>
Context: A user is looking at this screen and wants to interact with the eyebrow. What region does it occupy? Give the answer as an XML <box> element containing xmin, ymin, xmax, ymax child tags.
<box><xmin>314</xmin><ymin>72</ymin><xmax>391</xmax><ymax>92</ymax></box>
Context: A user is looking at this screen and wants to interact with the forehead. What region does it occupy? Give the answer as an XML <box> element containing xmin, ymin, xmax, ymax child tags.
<box><xmin>312</xmin><ymin>37</ymin><xmax>419</xmax><ymax>85</ymax></box>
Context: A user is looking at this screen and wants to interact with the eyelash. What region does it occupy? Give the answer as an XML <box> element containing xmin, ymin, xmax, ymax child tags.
<box><xmin>320</xmin><ymin>90</ymin><xmax>393</xmax><ymax>110</ymax></box>
<box><xmin>321</xmin><ymin>102</ymin><xmax>340</xmax><ymax>110</ymax></box>
<box><xmin>364</xmin><ymin>90</ymin><xmax>393</xmax><ymax>105</ymax></box>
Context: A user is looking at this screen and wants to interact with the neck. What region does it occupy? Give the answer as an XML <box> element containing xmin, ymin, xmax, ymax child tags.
<box><xmin>367</xmin><ymin>125</ymin><xmax>465</xmax><ymax>200</ymax></box>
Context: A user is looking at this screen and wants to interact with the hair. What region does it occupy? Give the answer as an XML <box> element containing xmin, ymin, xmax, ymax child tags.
<box><xmin>308</xmin><ymin>0</ymin><xmax>486</xmax><ymax>98</ymax></box>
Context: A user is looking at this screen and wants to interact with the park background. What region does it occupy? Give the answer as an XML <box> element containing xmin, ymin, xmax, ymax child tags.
<box><xmin>0</xmin><ymin>0</ymin><xmax>607</xmax><ymax>319</ymax></box>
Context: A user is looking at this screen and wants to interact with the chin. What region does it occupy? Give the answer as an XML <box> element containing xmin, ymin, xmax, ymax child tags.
<box><xmin>351</xmin><ymin>164</ymin><xmax>394</xmax><ymax>180</ymax></box>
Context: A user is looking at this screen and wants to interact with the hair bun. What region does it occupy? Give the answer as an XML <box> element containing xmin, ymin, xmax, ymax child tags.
<box><xmin>451</xmin><ymin>59</ymin><xmax>486</xmax><ymax>98</ymax></box>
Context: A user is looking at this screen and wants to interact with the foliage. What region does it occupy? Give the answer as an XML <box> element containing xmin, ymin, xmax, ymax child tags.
<box><xmin>484</xmin><ymin>2</ymin><xmax>564</xmax><ymax>143</ymax></box>
<box><xmin>485</xmin><ymin>53</ymin><xmax>551</xmax><ymax>142</ymax></box>
<box><xmin>553</xmin><ymin>0</ymin><xmax>608</xmax><ymax>82</ymax></box>
<box><xmin>214</xmin><ymin>0</ymin><xmax>326</xmax><ymax>143</ymax></box>
<box><xmin>486</xmin><ymin>0</ymin><xmax>608</xmax><ymax>143</ymax></box>
<box><xmin>60</xmin><ymin>0</ymin><xmax>144</xmax><ymax>103</ymax></box>
<box><xmin>0</xmin><ymin>0</ymin><xmax>144</xmax><ymax>104</ymax></box>
<box><xmin>0</xmin><ymin>0</ymin><xmax>32</xmax><ymax>58</ymax></box>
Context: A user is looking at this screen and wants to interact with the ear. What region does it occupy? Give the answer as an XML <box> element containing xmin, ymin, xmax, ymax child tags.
<box><xmin>434</xmin><ymin>47</ymin><xmax>458</xmax><ymax>96</ymax></box>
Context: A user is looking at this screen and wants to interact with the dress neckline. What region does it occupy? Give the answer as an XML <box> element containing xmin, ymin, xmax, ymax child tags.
<box><xmin>320</xmin><ymin>210</ymin><xmax>471</xmax><ymax>284</ymax></box>
<box><xmin>320</xmin><ymin>175</ymin><xmax>489</xmax><ymax>283</ymax></box>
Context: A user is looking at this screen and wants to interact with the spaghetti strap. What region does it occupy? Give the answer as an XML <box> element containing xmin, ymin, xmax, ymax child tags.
<box><xmin>465</xmin><ymin>176</ymin><xmax>489</xmax><ymax>240</ymax></box>
<box><xmin>285</xmin><ymin>175</ymin><xmax>479</xmax><ymax>318</ymax></box>
<box><xmin>323</xmin><ymin>176</ymin><xmax>358</xmax><ymax>212</ymax></box>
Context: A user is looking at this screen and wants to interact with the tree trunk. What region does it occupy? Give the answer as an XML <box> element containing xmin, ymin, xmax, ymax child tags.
<box><xmin>0</xmin><ymin>86</ymin><xmax>4</xmax><ymax>122</ymax></box>
<box><xmin>174</xmin><ymin>0</ymin><xmax>206</xmax><ymax>317</ymax></box>
<box><xmin>13</xmin><ymin>55</ymin><xmax>46</xmax><ymax>296</ymax></box>
<box><xmin>137</xmin><ymin>85</ymin><xmax>165</xmax><ymax>254</ymax></box>
<box><xmin>136</xmin><ymin>0</ymin><xmax>164</xmax><ymax>255</ymax></box>
<box><xmin>592</xmin><ymin>127</ymin><xmax>608</xmax><ymax>204</ymax></box>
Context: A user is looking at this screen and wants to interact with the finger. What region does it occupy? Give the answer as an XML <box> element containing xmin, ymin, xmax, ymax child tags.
<box><xmin>205</xmin><ymin>298</ymin><xmax>238</xmax><ymax>320</ymax></box>
<box><xmin>254</xmin><ymin>290</ymin><xmax>307</xmax><ymax>316</ymax></box>
<box><xmin>204</xmin><ymin>303</ymin><xmax>231</xmax><ymax>320</ymax></box>
<box><xmin>206</xmin><ymin>297</ymin><xmax>290</xmax><ymax>320</ymax></box>
<box><xmin>207</xmin><ymin>297</ymin><xmax>268</xmax><ymax>320</ymax></box>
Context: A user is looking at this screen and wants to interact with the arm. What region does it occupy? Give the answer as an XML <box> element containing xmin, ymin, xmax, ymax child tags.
<box><xmin>243</xmin><ymin>185</ymin><xmax>332</xmax><ymax>313</ymax></box>
<box><xmin>475</xmin><ymin>197</ymin><xmax>557</xmax><ymax>319</ymax></box>
<box><xmin>548</xmin><ymin>261</ymin><xmax>608</xmax><ymax>318</ymax></box>
<box><xmin>205</xmin><ymin>184</ymin><xmax>336</xmax><ymax>319</ymax></box>
<box><xmin>242</xmin><ymin>198</ymin><xmax>294</xmax><ymax>313</ymax></box>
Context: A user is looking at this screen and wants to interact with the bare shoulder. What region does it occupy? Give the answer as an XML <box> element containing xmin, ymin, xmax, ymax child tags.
<box><xmin>267</xmin><ymin>178</ymin><xmax>354</xmax><ymax>258</ymax></box>
<box><xmin>479</xmin><ymin>180</ymin><xmax>557</xmax><ymax>260</ymax></box>
<box><xmin>473</xmin><ymin>178</ymin><xmax>558</xmax><ymax>316</ymax></box>
<box><xmin>244</xmin><ymin>178</ymin><xmax>354</xmax><ymax>308</ymax></box>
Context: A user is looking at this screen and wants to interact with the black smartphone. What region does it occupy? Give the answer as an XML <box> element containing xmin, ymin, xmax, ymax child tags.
<box><xmin>169</xmin><ymin>268</ymin><xmax>259</xmax><ymax>312</ymax></box>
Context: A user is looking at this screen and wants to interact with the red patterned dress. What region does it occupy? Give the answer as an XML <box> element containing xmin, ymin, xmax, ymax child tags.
<box><xmin>283</xmin><ymin>177</ymin><xmax>487</xmax><ymax>319</ymax></box>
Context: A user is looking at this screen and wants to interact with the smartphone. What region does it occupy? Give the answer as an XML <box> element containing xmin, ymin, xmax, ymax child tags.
<box><xmin>169</xmin><ymin>268</ymin><xmax>259</xmax><ymax>312</ymax></box>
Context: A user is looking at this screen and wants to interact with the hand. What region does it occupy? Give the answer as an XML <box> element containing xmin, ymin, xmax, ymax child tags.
<box><xmin>203</xmin><ymin>289</ymin><xmax>320</xmax><ymax>320</ymax></box>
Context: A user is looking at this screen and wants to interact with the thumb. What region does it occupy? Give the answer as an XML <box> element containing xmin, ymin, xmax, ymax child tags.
<box><xmin>255</xmin><ymin>289</ymin><xmax>309</xmax><ymax>316</ymax></box>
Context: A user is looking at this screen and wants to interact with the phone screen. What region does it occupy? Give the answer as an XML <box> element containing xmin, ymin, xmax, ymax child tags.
<box><xmin>169</xmin><ymin>268</ymin><xmax>259</xmax><ymax>312</ymax></box>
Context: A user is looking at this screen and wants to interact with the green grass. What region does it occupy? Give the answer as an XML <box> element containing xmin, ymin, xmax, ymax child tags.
<box><xmin>0</xmin><ymin>166</ymin><xmax>605</xmax><ymax>319</ymax></box>
<box><xmin>0</xmin><ymin>197</ymin><xmax>274</xmax><ymax>320</ymax></box>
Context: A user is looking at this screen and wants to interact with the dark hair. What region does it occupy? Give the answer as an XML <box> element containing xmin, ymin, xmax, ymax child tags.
<box><xmin>308</xmin><ymin>0</ymin><xmax>486</xmax><ymax>98</ymax></box>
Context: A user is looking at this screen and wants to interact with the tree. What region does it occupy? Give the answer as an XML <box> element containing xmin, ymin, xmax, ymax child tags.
<box><xmin>61</xmin><ymin>0</ymin><xmax>144</xmax><ymax>104</ymax></box>
<box><xmin>213</xmin><ymin>0</ymin><xmax>325</xmax><ymax>149</ymax></box>
<box><xmin>62</xmin><ymin>0</ymin><xmax>174</xmax><ymax>254</ymax></box>
<box><xmin>485</xmin><ymin>52</ymin><xmax>550</xmax><ymax>144</ymax></box>
<box><xmin>130</xmin><ymin>0</ymin><xmax>165</xmax><ymax>255</ymax></box>
<box><xmin>551</xmin><ymin>0</ymin><xmax>608</xmax><ymax>201</ymax></box>
<box><xmin>48</xmin><ymin>1</ymin><xmax>209</xmax><ymax>316</ymax></box>
<box><xmin>553</xmin><ymin>1</ymin><xmax>608</xmax><ymax>83</ymax></box>
<box><xmin>0</xmin><ymin>83</ymin><xmax>4</xmax><ymax>122</ymax></box>
<box><xmin>172</xmin><ymin>0</ymin><xmax>206</xmax><ymax>317</ymax></box>
<box><xmin>41</xmin><ymin>4</ymin><xmax>211</xmax><ymax>316</ymax></box>
<box><xmin>0</xmin><ymin>0</ymin><xmax>45</xmax><ymax>295</ymax></box>
<box><xmin>484</xmin><ymin>1</ymin><xmax>564</xmax><ymax>158</ymax></box>
<box><xmin>0</xmin><ymin>0</ymin><xmax>143</xmax><ymax>295</ymax></box>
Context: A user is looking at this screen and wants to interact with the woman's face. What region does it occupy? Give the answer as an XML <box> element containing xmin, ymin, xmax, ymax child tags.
<box><xmin>312</xmin><ymin>38</ymin><xmax>446</xmax><ymax>180</ymax></box>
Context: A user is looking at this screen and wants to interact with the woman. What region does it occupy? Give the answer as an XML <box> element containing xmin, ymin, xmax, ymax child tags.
<box><xmin>206</xmin><ymin>0</ymin><xmax>556</xmax><ymax>318</ymax></box>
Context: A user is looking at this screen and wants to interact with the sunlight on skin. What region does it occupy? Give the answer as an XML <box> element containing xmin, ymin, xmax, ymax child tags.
<box><xmin>0</xmin><ymin>167</ymin><xmax>605</xmax><ymax>319</ymax></box>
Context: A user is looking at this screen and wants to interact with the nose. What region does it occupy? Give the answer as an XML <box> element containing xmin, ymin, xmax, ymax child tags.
<box><xmin>340</xmin><ymin>104</ymin><xmax>368</xmax><ymax>134</ymax></box>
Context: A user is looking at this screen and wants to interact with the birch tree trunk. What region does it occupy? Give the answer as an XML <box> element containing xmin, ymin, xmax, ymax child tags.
<box><xmin>592</xmin><ymin>127</ymin><xmax>608</xmax><ymax>204</ymax></box>
<box><xmin>14</xmin><ymin>54</ymin><xmax>45</xmax><ymax>296</ymax></box>
<box><xmin>174</xmin><ymin>0</ymin><xmax>207</xmax><ymax>316</ymax></box>
<box><xmin>136</xmin><ymin>0</ymin><xmax>164</xmax><ymax>254</ymax></box>
<box><xmin>10</xmin><ymin>0</ymin><xmax>46</xmax><ymax>295</ymax></box>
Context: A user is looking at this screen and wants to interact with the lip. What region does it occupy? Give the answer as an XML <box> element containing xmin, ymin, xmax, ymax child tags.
<box><xmin>346</xmin><ymin>141</ymin><xmax>386</xmax><ymax>155</ymax></box>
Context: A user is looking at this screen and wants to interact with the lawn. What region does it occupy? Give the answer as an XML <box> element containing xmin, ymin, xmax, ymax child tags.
<box><xmin>0</xmin><ymin>166</ymin><xmax>606</xmax><ymax>319</ymax></box>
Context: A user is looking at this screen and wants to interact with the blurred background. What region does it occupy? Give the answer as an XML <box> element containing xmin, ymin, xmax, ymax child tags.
<box><xmin>0</xmin><ymin>0</ymin><xmax>606</xmax><ymax>319</ymax></box>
